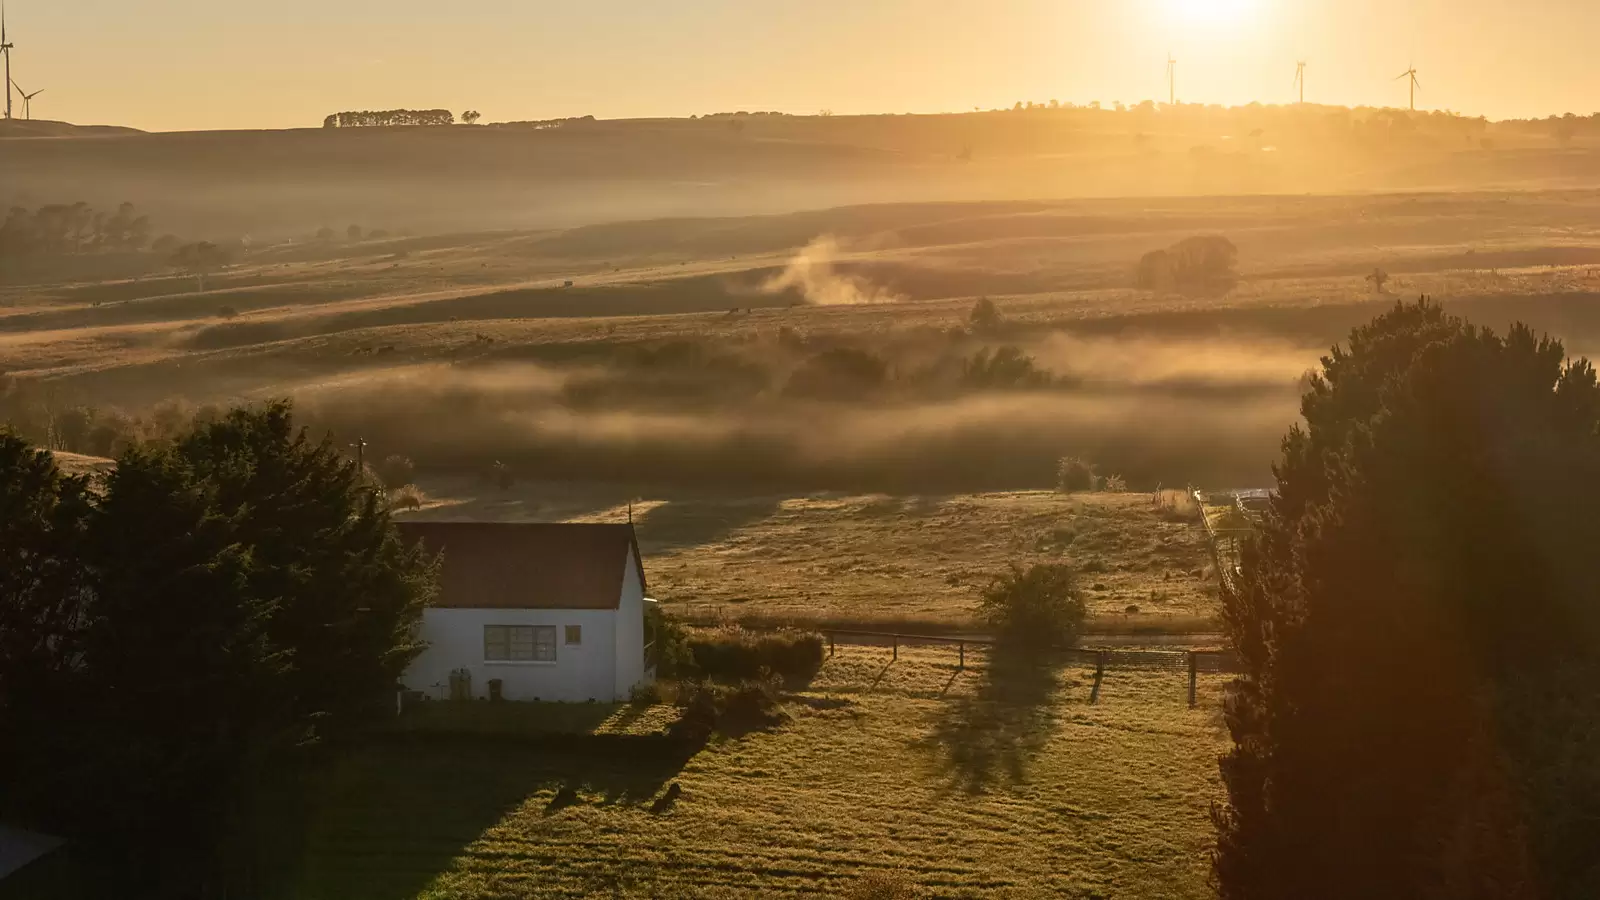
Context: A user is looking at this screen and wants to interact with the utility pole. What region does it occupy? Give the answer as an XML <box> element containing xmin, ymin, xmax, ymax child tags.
<box><xmin>352</xmin><ymin>438</ymin><xmax>367</xmax><ymax>471</ymax></box>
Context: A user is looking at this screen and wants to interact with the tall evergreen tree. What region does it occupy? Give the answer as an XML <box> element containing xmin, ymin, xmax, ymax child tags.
<box><xmin>1214</xmin><ymin>299</ymin><xmax>1600</xmax><ymax>899</ymax></box>
<box><xmin>0</xmin><ymin>404</ymin><xmax>435</xmax><ymax>893</ymax></box>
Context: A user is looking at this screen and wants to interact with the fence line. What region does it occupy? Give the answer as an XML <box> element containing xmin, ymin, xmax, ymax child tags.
<box><xmin>817</xmin><ymin>627</ymin><xmax>1240</xmax><ymax>706</ymax></box>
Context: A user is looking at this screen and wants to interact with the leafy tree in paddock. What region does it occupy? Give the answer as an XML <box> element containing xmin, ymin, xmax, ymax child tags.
<box><xmin>968</xmin><ymin>297</ymin><xmax>1003</xmax><ymax>332</ymax></box>
<box><xmin>978</xmin><ymin>563</ymin><xmax>1086</xmax><ymax>653</ymax></box>
<box><xmin>461</xmin><ymin>109</ymin><xmax>482</xmax><ymax>125</ymax></box>
<box><xmin>169</xmin><ymin>240</ymin><xmax>232</xmax><ymax>292</ymax></box>
<box><xmin>1214</xmin><ymin>298</ymin><xmax>1600</xmax><ymax>900</ymax></box>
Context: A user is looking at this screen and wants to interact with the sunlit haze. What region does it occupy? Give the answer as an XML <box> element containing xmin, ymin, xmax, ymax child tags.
<box><xmin>11</xmin><ymin>0</ymin><xmax>1600</xmax><ymax>131</ymax></box>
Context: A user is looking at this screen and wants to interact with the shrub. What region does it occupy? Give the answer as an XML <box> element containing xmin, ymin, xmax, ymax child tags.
<box><xmin>375</xmin><ymin>454</ymin><xmax>416</xmax><ymax>490</ymax></box>
<box><xmin>646</xmin><ymin>604</ymin><xmax>693</xmax><ymax>678</ymax></box>
<box><xmin>961</xmin><ymin>346</ymin><xmax>1050</xmax><ymax>389</ymax></box>
<box><xmin>1056</xmin><ymin>456</ymin><xmax>1096</xmax><ymax>492</ymax></box>
<box><xmin>977</xmin><ymin>563</ymin><xmax>1087</xmax><ymax>652</ymax></box>
<box><xmin>968</xmin><ymin>297</ymin><xmax>1002</xmax><ymax>332</ymax></box>
<box><xmin>782</xmin><ymin>347</ymin><xmax>889</xmax><ymax>399</ymax></box>
<box><xmin>686</xmin><ymin>628</ymin><xmax>825</xmax><ymax>683</ymax></box>
<box><xmin>666</xmin><ymin>675</ymin><xmax>789</xmax><ymax>743</ymax></box>
<box><xmin>388</xmin><ymin>484</ymin><xmax>424</xmax><ymax>511</ymax></box>
<box><xmin>217</xmin><ymin>305</ymin><xmax>239</xmax><ymax>319</ymax></box>
<box><xmin>1101</xmin><ymin>474</ymin><xmax>1128</xmax><ymax>493</ymax></box>
<box><xmin>667</xmin><ymin>681</ymin><xmax>721</xmax><ymax>744</ymax></box>
<box><xmin>717</xmin><ymin>674</ymin><xmax>789</xmax><ymax>734</ymax></box>
<box><xmin>1136</xmin><ymin>235</ymin><xmax>1237</xmax><ymax>294</ymax></box>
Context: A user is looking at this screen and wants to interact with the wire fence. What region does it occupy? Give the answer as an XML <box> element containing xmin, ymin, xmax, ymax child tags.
<box><xmin>818</xmin><ymin>627</ymin><xmax>1240</xmax><ymax>707</ymax></box>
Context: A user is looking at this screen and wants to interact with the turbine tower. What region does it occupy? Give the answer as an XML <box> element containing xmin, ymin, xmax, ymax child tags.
<box><xmin>1166</xmin><ymin>53</ymin><xmax>1177</xmax><ymax>106</ymax></box>
<box><xmin>1294</xmin><ymin>61</ymin><xmax>1306</xmax><ymax>105</ymax></box>
<box><xmin>1</xmin><ymin>0</ymin><xmax>14</xmax><ymax>121</ymax></box>
<box><xmin>1395</xmin><ymin>65</ymin><xmax>1421</xmax><ymax>112</ymax></box>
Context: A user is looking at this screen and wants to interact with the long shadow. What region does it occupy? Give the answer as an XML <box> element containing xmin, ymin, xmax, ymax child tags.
<box><xmin>920</xmin><ymin>654</ymin><xmax>1064</xmax><ymax>794</ymax></box>
<box><xmin>279</xmin><ymin>731</ymin><xmax>698</xmax><ymax>900</ymax></box>
<box><xmin>632</xmin><ymin>495</ymin><xmax>781</xmax><ymax>553</ymax></box>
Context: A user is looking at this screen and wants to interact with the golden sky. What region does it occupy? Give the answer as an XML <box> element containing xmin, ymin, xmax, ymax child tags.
<box><xmin>11</xmin><ymin>0</ymin><xmax>1600</xmax><ymax>131</ymax></box>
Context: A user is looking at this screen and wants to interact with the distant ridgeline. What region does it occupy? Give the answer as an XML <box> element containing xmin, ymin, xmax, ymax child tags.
<box><xmin>322</xmin><ymin>109</ymin><xmax>456</xmax><ymax>128</ymax></box>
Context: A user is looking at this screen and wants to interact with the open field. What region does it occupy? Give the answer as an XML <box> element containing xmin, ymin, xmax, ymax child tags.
<box><xmin>293</xmin><ymin>645</ymin><xmax>1231</xmax><ymax>899</ymax></box>
<box><xmin>14</xmin><ymin>191</ymin><xmax>1600</xmax><ymax>499</ymax></box>
<box><xmin>402</xmin><ymin>485</ymin><xmax>1217</xmax><ymax>632</ymax></box>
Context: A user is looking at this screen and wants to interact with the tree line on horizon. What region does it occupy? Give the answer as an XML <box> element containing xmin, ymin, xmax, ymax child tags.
<box><xmin>322</xmin><ymin>108</ymin><xmax>463</xmax><ymax>128</ymax></box>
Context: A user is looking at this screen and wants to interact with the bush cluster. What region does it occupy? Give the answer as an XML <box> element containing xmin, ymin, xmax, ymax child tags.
<box><xmin>666</xmin><ymin>675</ymin><xmax>790</xmax><ymax>744</ymax></box>
<box><xmin>686</xmin><ymin>628</ymin><xmax>825</xmax><ymax>683</ymax></box>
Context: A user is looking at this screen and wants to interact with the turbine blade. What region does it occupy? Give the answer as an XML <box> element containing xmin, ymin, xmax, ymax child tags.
<box><xmin>1412</xmin><ymin>76</ymin><xmax>1422</xmax><ymax>90</ymax></box>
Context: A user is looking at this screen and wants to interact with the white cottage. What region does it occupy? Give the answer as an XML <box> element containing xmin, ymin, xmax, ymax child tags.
<box><xmin>397</xmin><ymin>522</ymin><xmax>654</xmax><ymax>703</ymax></box>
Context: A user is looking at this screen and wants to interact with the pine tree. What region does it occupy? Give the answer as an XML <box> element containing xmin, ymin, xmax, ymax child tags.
<box><xmin>1214</xmin><ymin>299</ymin><xmax>1600</xmax><ymax>899</ymax></box>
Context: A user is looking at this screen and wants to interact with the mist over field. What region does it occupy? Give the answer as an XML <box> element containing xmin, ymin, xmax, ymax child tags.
<box><xmin>285</xmin><ymin>337</ymin><xmax>1304</xmax><ymax>492</ymax></box>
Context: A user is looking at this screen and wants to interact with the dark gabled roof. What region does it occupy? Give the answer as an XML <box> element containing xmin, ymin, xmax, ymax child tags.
<box><xmin>397</xmin><ymin>522</ymin><xmax>645</xmax><ymax>611</ymax></box>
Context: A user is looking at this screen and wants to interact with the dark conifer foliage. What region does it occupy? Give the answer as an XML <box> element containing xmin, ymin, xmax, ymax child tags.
<box><xmin>1214</xmin><ymin>298</ymin><xmax>1600</xmax><ymax>900</ymax></box>
<box><xmin>0</xmin><ymin>402</ymin><xmax>436</xmax><ymax>893</ymax></box>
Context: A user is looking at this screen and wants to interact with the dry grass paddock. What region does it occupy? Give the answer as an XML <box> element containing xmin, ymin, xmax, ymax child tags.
<box><xmin>293</xmin><ymin>644</ymin><xmax>1230</xmax><ymax>899</ymax></box>
<box><xmin>399</xmin><ymin>485</ymin><xmax>1217</xmax><ymax>632</ymax></box>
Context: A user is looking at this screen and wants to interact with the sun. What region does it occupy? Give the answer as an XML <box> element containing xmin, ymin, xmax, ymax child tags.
<box><xmin>1168</xmin><ymin>0</ymin><xmax>1259</xmax><ymax>25</ymax></box>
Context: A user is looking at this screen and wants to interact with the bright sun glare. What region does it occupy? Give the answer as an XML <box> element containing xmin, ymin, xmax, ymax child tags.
<box><xmin>1169</xmin><ymin>0</ymin><xmax>1258</xmax><ymax>25</ymax></box>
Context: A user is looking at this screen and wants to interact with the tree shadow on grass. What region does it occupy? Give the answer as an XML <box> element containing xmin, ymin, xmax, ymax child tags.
<box><xmin>633</xmin><ymin>495</ymin><xmax>782</xmax><ymax>553</ymax></box>
<box><xmin>920</xmin><ymin>654</ymin><xmax>1064</xmax><ymax>794</ymax></box>
<box><xmin>283</xmin><ymin>732</ymin><xmax>700</xmax><ymax>900</ymax></box>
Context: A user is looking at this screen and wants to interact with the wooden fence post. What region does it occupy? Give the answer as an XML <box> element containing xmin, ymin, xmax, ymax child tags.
<box><xmin>893</xmin><ymin>634</ymin><xmax>899</xmax><ymax>661</ymax></box>
<box><xmin>828</xmin><ymin>633</ymin><xmax>835</xmax><ymax>658</ymax></box>
<box><xmin>1091</xmin><ymin>650</ymin><xmax>1106</xmax><ymax>704</ymax></box>
<box><xmin>1188</xmin><ymin>652</ymin><xmax>1198</xmax><ymax>708</ymax></box>
<box><xmin>958</xmin><ymin>641</ymin><xmax>965</xmax><ymax>671</ymax></box>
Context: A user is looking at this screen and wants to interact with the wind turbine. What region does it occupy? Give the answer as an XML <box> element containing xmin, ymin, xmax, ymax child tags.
<box><xmin>1166</xmin><ymin>53</ymin><xmax>1177</xmax><ymax>106</ymax></box>
<box><xmin>1294</xmin><ymin>61</ymin><xmax>1307</xmax><ymax>105</ymax></box>
<box><xmin>1395</xmin><ymin>65</ymin><xmax>1421</xmax><ymax>111</ymax></box>
<box><xmin>11</xmin><ymin>79</ymin><xmax>38</xmax><ymax>119</ymax></box>
<box><xmin>1</xmin><ymin>0</ymin><xmax>14</xmax><ymax>121</ymax></box>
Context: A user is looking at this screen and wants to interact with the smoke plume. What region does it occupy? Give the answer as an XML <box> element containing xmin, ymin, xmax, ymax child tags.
<box><xmin>762</xmin><ymin>236</ymin><xmax>904</xmax><ymax>306</ymax></box>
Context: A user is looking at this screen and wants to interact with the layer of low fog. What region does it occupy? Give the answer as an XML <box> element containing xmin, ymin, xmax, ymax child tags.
<box><xmin>285</xmin><ymin>329</ymin><xmax>1315</xmax><ymax>492</ymax></box>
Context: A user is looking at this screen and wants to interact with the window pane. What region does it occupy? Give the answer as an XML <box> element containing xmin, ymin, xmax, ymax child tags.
<box><xmin>565</xmin><ymin>625</ymin><xmax>582</xmax><ymax>646</ymax></box>
<box><xmin>534</xmin><ymin>626</ymin><xmax>557</xmax><ymax>662</ymax></box>
<box><xmin>509</xmin><ymin>626</ymin><xmax>535</xmax><ymax>661</ymax></box>
<box><xmin>484</xmin><ymin>625</ymin><xmax>508</xmax><ymax>661</ymax></box>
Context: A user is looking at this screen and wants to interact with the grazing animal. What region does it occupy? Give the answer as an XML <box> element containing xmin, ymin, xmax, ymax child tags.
<box><xmin>650</xmin><ymin>782</ymin><xmax>683</xmax><ymax>814</ymax></box>
<box><xmin>546</xmin><ymin>784</ymin><xmax>580</xmax><ymax>814</ymax></box>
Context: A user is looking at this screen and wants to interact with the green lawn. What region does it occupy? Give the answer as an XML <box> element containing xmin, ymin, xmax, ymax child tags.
<box><xmin>292</xmin><ymin>645</ymin><xmax>1229</xmax><ymax>899</ymax></box>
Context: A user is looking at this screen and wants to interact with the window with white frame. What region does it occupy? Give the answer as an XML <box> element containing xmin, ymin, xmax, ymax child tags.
<box><xmin>565</xmin><ymin>625</ymin><xmax>582</xmax><ymax>646</ymax></box>
<box><xmin>484</xmin><ymin>625</ymin><xmax>557</xmax><ymax>662</ymax></box>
